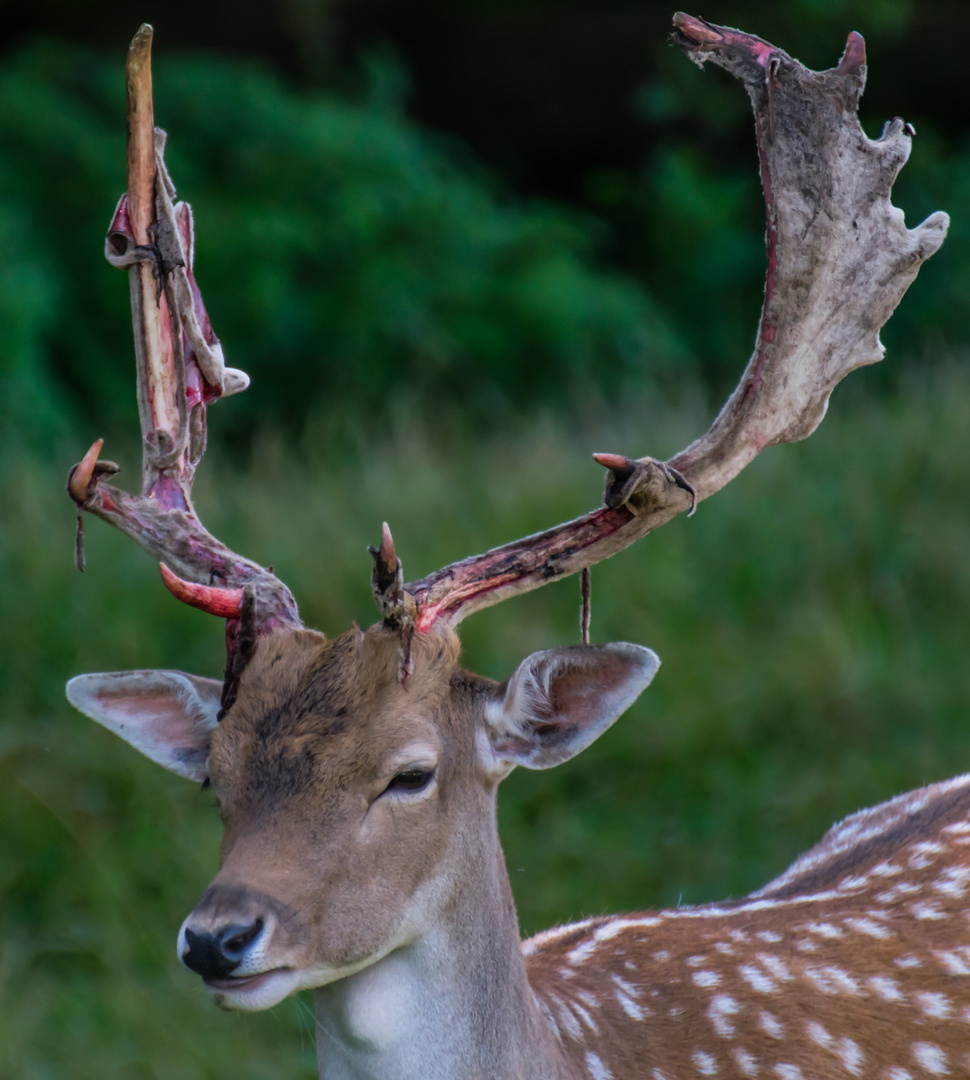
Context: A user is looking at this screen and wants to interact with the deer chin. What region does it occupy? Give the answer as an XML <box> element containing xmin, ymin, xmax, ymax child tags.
<box><xmin>205</xmin><ymin>967</ymin><xmax>302</xmax><ymax>1012</ymax></box>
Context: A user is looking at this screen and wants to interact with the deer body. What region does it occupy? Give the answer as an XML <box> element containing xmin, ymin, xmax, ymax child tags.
<box><xmin>312</xmin><ymin>769</ymin><xmax>970</xmax><ymax>1080</ymax></box>
<box><xmin>525</xmin><ymin>775</ymin><xmax>970</xmax><ymax>1079</ymax></box>
<box><xmin>70</xmin><ymin>626</ymin><xmax>970</xmax><ymax>1080</ymax></box>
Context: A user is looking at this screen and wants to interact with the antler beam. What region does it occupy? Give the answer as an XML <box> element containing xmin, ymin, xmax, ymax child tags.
<box><xmin>402</xmin><ymin>12</ymin><xmax>948</xmax><ymax>632</ymax></box>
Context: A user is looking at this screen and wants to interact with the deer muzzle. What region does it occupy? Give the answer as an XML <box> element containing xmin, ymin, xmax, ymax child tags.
<box><xmin>177</xmin><ymin>884</ymin><xmax>305</xmax><ymax>1010</ymax></box>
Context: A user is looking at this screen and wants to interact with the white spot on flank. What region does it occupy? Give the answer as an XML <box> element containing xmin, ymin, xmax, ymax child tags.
<box><xmin>756</xmin><ymin>930</ymin><xmax>782</xmax><ymax>943</ymax></box>
<box><xmin>942</xmin><ymin>819</ymin><xmax>970</xmax><ymax>835</ymax></box>
<box><xmin>739</xmin><ymin>965</ymin><xmax>776</xmax><ymax>993</ymax></box>
<box><xmin>585</xmin><ymin>1050</ymin><xmax>612</xmax><ymax>1080</ymax></box>
<box><xmin>715</xmin><ymin>942</ymin><xmax>735</xmax><ymax>956</ymax></box>
<box><xmin>708</xmin><ymin>995</ymin><xmax>741</xmax><ymax>1037</ymax></box>
<box><xmin>729</xmin><ymin>930</ymin><xmax>749</xmax><ymax>943</ymax></box>
<box><xmin>559</xmin><ymin>967</ymin><xmax>576</xmax><ymax>980</ymax></box>
<box><xmin>844</xmin><ymin>917</ymin><xmax>892</xmax><ymax>939</ymax></box>
<box><xmin>806</xmin><ymin>1020</ymin><xmax>832</xmax><ymax>1047</ymax></box>
<box><xmin>687</xmin><ymin>954</ymin><xmax>708</xmax><ymax>967</ymax></box>
<box><xmin>551</xmin><ymin>996</ymin><xmax>582</xmax><ymax>1040</ymax></box>
<box><xmin>794</xmin><ymin>938</ymin><xmax>819</xmax><ymax>952</ymax></box>
<box><xmin>935</xmin><ymin>949</ymin><xmax>970</xmax><ymax>976</ymax></box>
<box><xmin>803</xmin><ymin>921</ymin><xmax>843</xmax><ymax>939</ymax></box>
<box><xmin>916</xmin><ymin>992</ymin><xmax>952</xmax><ymax>1019</ymax></box>
<box><xmin>611</xmin><ymin>973</ymin><xmax>639</xmax><ymax>997</ymax></box>
<box><xmin>759</xmin><ymin>1011</ymin><xmax>783</xmax><ymax>1039</ymax></box>
<box><xmin>693</xmin><ymin>970</ymin><xmax>721</xmax><ymax>988</ymax></box>
<box><xmin>909</xmin><ymin>841</ymin><xmax>945</xmax><ymax>869</ymax></box>
<box><xmin>839</xmin><ymin>873</ymin><xmax>870</xmax><ymax>891</ymax></box>
<box><xmin>837</xmin><ymin>1036</ymin><xmax>864</xmax><ymax>1075</ymax></box>
<box><xmin>803</xmin><ymin>966</ymin><xmax>861</xmax><ymax>996</ymax></box>
<box><xmin>896</xmin><ymin>954</ymin><xmax>923</xmax><ymax>969</ymax></box>
<box><xmin>868</xmin><ymin>975</ymin><xmax>903</xmax><ymax>1001</ymax></box>
<box><xmin>732</xmin><ymin>1047</ymin><xmax>759</xmax><ymax>1077</ymax></box>
<box><xmin>910</xmin><ymin>902</ymin><xmax>947</xmax><ymax>921</ymax></box>
<box><xmin>911</xmin><ymin>1042</ymin><xmax>948</xmax><ymax>1074</ymax></box>
<box><xmin>773</xmin><ymin>1067</ymin><xmax>803</xmax><ymax>1080</ymax></box>
<box><xmin>651</xmin><ymin>1071</ymin><xmax>669</xmax><ymax>1080</ymax></box>
<box><xmin>578</xmin><ymin>991</ymin><xmax>600</xmax><ymax>1010</ymax></box>
<box><xmin>568</xmin><ymin>939</ymin><xmax>598</xmax><ymax>965</ymax></box>
<box><xmin>609</xmin><ymin>972</ymin><xmax>648</xmax><ymax>1019</ymax></box>
<box><xmin>757</xmin><ymin>954</ymin><xmax>793</xmax><ymax>982</ymax></box>
<box><xmin>872</xmin><ymin>860</ymin><xmax>904</xmax><ymax>877</ymax></box>
<box><xmin>614</xmin><ymin>985</ymin><xmax>644</xmax><ymax>1021</ymax></box>
<box><xmin>932</xmin><ymin>866</ymin><xmax>970</xmax><ymax>898</ymax></box>
<box><xmin>692</xmin><ymin>1050</ymin><xmax>719</xmax><ymax>1075</ymax></box>
<box><xmin>885</xmin><ymin>1069</ymin><xmax>914</xmax><ymax>1080</ymax></box>
<box><xmin>653</xmin><ymin>950</ymin><xmax>672</xmax><ymax>963</ymax></box>
<box><xmin>829</xmin><ymin>972</ymin><xmax>859</xmax><ymax>993</ymax></box>
<box><xmin>593</xmin><ymin>917</ymin><xmax>660</xmax><ymax>942</ymax></box>
<box><xmin>571</xmin><ymin>999</ymin><xmax>599</xmax><ymax>1034</ymax></box>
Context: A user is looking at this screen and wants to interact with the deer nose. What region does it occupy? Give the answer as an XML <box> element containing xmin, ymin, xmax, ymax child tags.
<box><xmin>179</xmin><ymin>918</ymin><xmax>265</xmax><ymax>980</ymax></box>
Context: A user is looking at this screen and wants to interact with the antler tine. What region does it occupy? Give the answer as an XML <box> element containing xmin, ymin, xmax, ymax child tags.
<box><xmin>69</xmin><ymin>25</ymin><xmax>302</xmax><ymax>641</ymax></box>
<box><xmin>406</xmin><ymin>13</ymin><xmax>948</xmax><ymax>635</ymax></box>
<box><xmin>369</xmin><ymin>522</ymin><xmax>417</xmax><ymax>629</ymax></box>
<box><xmin>158</xmin><ymin>563</ymin><xmax>245</xmax><ymax>618</ymax></box>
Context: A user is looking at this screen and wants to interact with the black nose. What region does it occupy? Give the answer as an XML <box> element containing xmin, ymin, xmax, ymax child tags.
<box><xmin>182</xmin><ymin>918</ymin><xmax>264</xmax><ymax>980</ymax></box>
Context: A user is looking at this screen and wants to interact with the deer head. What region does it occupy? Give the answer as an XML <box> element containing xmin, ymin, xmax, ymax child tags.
<box><xmin>69</xmin><ymin>624</ymin><xmax>658</xmax><ymax>1012</ymax></box>
<box><xmin>65</xmin><ymin>14</ymin><xmax>949</xmax><ymax>1080</ymax></box>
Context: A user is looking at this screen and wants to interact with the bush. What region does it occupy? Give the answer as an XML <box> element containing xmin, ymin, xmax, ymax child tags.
<box><xmin>0</xmin><ymin>40</ymin><xmax>687</xmax><ymax>455</ymax></box>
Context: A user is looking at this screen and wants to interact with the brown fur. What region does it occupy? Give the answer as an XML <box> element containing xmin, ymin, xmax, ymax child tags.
<box><xmin>523</xmin><ymin>776</ymin><xmax>970</xmax><ymax>1078</ymax></box>
<box><xmin>200</xmin><ymin>625</ymin><xmax>488</xmax><ymax>971</ymax></box>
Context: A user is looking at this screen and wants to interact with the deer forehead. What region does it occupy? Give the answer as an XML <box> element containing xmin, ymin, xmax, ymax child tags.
<box><xmin>209</xmin><ymin>624</ymin><xmax>471</xmax><ymax>796</ymax></box>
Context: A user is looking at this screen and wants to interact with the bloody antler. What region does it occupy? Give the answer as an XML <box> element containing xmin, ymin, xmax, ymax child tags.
<box><xmin>388</xmin><ymin>12</ymin><xmax>947</xmax><ymax>634</ymax></box>
<box><xmin>68</xmin><ymin>25</ymin><xmax>301</xmax><ymax>642</ymax></box>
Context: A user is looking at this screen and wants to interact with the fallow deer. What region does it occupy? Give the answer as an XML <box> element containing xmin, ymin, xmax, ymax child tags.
<box><xmin>65</xmin><ymin>14</ymin><xmax>959</xmax><ymax>1080</ymax></box>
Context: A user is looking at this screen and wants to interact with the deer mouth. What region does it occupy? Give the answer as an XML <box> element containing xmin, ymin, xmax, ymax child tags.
<box><xmin>203</xmin><ymin>967</ymin><xmax>289</xmax><ymax>992</ymax></box>
<box><xmin>202</xmin><ymin>966</ymin><xmax>303</xmax><ymax>1011</ymax></box>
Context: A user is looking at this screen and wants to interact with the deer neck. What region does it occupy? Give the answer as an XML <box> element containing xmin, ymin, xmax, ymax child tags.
<box><xmin>312</xmin><ymin>814</ymin><xmax>575</xmax><ymax>1080</ymax></box>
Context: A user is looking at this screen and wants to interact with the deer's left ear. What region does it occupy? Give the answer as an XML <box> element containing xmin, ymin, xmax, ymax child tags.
<box><xmin>66</xmin><ymin>670</ymin><xmax>223</xmax><ymax>782</ymax></box>
<box><xmin>484</xmin><ymin>643</ymin><xmax>660</xmax><ymax>771</ymax></box>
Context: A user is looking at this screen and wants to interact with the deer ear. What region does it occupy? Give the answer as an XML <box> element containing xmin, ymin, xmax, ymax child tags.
<box><xmin>66</xmin><ymin>670</ymin><xmax>223</xmax><ymax>782</ymax></box>
<box><xmin>484</xmin><ymin>643</ymin><xmax>660</xmax><ymax>771</ymax></box>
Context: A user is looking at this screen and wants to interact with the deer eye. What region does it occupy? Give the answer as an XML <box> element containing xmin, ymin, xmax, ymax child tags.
<box><xmin>383</xmin><ymin>768</ymin><xmax>435</xmax><ymax>796</ymax></box>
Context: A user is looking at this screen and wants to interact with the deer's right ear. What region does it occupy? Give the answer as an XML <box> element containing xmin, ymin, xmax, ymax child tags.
<box><xmin>66</xmin><ymin>670</ymin><xmax>223</xmax><ymax>782</ymax></box>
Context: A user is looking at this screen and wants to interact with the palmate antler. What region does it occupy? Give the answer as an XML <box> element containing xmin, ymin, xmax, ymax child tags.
<box><xmin>367</xmin><ymin>13</ymin><xmax>947</xmax><ymax>636</ymax></box>
<box><xmin>70</xmin><ymin>16</ymin><xmax>947</xmax><ymax>683</ymax></box>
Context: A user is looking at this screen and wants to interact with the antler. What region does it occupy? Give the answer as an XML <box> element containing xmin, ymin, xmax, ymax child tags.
<box><xmin>70</xmin><ymin>19</ymin><xmax>948</xmax><ymax>654</ymax></box>
<box><xmin>390</xmin><ymin>12</ymin><xmax>948</xmax><ymax>634</ymax></box>
<box><xmin>67</xmin><ymin>25</ymin><xmax>301</xmax><ymax>641</ymax></box>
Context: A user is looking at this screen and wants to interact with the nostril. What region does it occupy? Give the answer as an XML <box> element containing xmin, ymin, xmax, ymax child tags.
<box><xmin>219</xmin><ymin>918</ymin><xmax>264</xmax><ymax>955</ymax></box>
<box><xmin>182</xmin><ymin>926</ymin><xmax>241</xmax><ymax>980</ymax></box>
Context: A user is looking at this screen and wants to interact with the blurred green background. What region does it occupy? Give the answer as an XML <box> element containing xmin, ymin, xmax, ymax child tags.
<box><xmin>3</xmin><ymin>0</ymin><xmax>970</xmax><ymax>1076</ymax></box>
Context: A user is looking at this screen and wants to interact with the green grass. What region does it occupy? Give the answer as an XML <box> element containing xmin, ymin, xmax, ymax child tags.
<box><xmin>4</xmin><ymin>360</ymin><xmax>970</xmax><ymax>1076</ymax></box>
